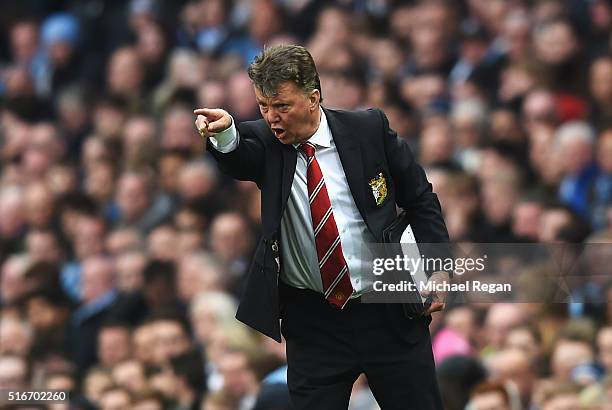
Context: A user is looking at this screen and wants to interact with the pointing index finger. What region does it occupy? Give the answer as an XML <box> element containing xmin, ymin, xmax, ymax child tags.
<box><xmin>193</xmin><ymin>108</ymin><xmax>208</xmax><ymax>115</ymax></box>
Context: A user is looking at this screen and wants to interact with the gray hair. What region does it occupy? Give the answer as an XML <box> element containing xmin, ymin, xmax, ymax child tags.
<box><xmin>451</xmin><ymin>99</ymin><xmax>487</xmax><ymax>128</ymax></box>
<box><xmin>247</xmin><ymin>44</ymin><xmax>323</xmax><ymax>101</ymax></box>
<box><xmin>190</xmin><ymin>291</ymin><xmax>238</xmax><ymax>324</ymax></box>
<box><xmin>555</xmin><ymin>121</ymin><xmax>595</xmax><ymax>149</ymax></box>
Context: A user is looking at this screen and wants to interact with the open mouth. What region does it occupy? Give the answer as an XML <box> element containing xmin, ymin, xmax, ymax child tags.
<box><xmin>272</xmin><ymin>128</ymin><xmax>285</xmax><ymax>139</ymax></box>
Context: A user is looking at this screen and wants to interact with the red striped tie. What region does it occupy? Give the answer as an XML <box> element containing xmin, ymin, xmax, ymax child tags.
<box><xmin>300</xmin><ymin>142</ymin><xmax>354</xmax><ymax>308</ymax></box>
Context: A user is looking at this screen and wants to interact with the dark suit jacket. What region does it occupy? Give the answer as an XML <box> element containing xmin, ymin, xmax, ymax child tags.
<box><xmin>207</xmin><ymin>107</ymin><xmax>449</xmax><ymax>341</ymax></box>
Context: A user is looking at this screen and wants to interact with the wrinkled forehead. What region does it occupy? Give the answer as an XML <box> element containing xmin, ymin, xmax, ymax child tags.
<box><xmin>253</xmin><ymin>81</ymin><xmax>303</xmax><ymax>102</ymax></box>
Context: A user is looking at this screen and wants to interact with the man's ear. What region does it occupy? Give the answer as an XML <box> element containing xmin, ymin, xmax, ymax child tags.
<box><xmin>309</xmin><ymin>90</ymin><xmax>321</xmax><ymax>111</ymax></box>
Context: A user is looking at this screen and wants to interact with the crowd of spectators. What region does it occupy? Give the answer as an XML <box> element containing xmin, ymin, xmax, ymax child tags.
<box><xmin>1</xmin><ymin>0</ymin><xmax>612</xmax><ymax>409</ymax></box>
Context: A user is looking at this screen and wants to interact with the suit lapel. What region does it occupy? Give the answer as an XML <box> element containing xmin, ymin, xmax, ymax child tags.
<box><xmin>254</xmin><ymin>120</ymin><xmax>296</xmax><ymax>237</ymax></box>
<box><xmin>323</xmin><ymin>108</ymin><xmax>372</xmax><ymax>232</ymax></box>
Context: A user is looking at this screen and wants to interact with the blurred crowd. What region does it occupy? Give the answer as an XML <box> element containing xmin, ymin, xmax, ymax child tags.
<box><xmin>1</xmin><ymin>0</ymin><xmax>612</xmax><ymax>409</ymax></box>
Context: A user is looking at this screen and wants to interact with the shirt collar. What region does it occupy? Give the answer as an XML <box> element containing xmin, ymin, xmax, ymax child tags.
<box><xmin>293</xmin><ymin>108</ymin><xmax>331</xmax><ymax>149</ymax></box>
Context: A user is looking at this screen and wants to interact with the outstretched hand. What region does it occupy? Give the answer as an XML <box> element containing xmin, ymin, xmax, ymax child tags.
<box><xmin>193</xmin><ymin>108</ymin><xmax>232</xmax><ymax>138</ymax></box>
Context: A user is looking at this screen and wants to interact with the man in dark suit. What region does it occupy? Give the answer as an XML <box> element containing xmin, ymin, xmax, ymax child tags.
<box><xmin>194</xmin><ymin>45</ymin><xmax>449</xmax><ymax>409</ymax></box>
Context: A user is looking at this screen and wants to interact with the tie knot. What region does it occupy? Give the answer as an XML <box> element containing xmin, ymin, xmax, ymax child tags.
<box><xmin>299</xmin><ymin>142</ymin><xmax>316</xmax><ymax>159</ymax></box>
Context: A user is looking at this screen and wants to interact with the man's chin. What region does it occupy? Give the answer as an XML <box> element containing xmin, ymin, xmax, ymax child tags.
<box><xmin>271</xmin><ymin>129</ymin><xmax>301</xmax><ymax>145</ymax></box>
<box><xmin>276</xmin><ymin>132</ymin><xmax>293</xmax><ymax>144</ymax></box>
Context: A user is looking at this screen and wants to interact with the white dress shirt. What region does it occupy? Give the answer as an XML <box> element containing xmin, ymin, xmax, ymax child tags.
<box><xmin>209</xmin><ymin>109</ymin><xmax>375</xmax><ymax>297</ymax></box>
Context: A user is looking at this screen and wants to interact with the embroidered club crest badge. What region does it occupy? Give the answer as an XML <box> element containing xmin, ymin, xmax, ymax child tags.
<box><xmin>368</xmin><ymin>172</ymin><xmax>387</xmax><ymax>206</ymax></box>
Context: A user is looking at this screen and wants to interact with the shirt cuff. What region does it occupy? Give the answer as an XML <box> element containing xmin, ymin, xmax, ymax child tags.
<box><xmin>208</xmin><ymin>116</ymin><xmax>238</xmax><ymax>153</ymax></box>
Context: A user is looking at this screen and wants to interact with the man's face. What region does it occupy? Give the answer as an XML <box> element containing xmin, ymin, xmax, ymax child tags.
<box><xmin>551</xmin><ymin>340</ymin><xmax>594</xmax><ymax>380</ymax></box>
<box><xmin>27</xmin><ymin>231</ymin><xmax>62</xmax><ymax>264</ymax></box>
<box><xmin>505</xmin><ymin>328</ymin><xmax>540</xmax><ymax>360</ymax></box>
<box><xmin>590</xmin><ymin>59</ymin><xmax>612</xmax><ymax>103</ymax></box>
<box><xmin>0</xmin><ymin>320</ymin><xmax>31</xmax><ymax>356</ymax></box>
<box><xmin>469</xmin><ymin>391</ymin><xmax>510</xmax><ymax>410</ymax></box>
<box><xmin>117</xmin><ymin>175</ymin><xmax>150</xmax><ymax>221</ymax></box>
<box><xmin>218</xmin><ymin>351</ymin><xmax>255</xmax><ymax>398</ymax></box>
<box><xmin>100</xmin><ymin>389</ymin><xmax>131</xmax><ymax>410</ymax></box>
<box><xmin>597</xmin><ymin>328</ymin><xmax>612</xmax><ymax>371</ymax></box>
<box><xmin>598</xmin><ymin>131</ymin><xmax>612</xmax><ymax>172</ymax></box>
<box><xmin>112</xmin><ymin>360</ymin><xmax>146</xmax><ymax>394</ymax></box>
<box><xmin>210</xmin><ymin>214</ymin><xmax>249</xmax><ymax>262</ymax></box>
<box><xmin>151</xmin><ymin>321</ymin><xmax>190</xmax><ymax>365</ymax></box>
<box><xmin>0</xmin><ymin>356</ymin><xmax>27</xmax><ymax>389</ymax></box>
<box><xmin>255</xmin><ymin>81</ymin><xmax>319</xmax><ymax>145</ymax></box>
<box><xmin>133</xmin><ymin>324</ymin><xmax>154</xmax><ymax>364</ymax></box>
<box><xmin>98</xmin><ymin>327</ymin><xmax>131</xmax><ymax>367</ymax></box>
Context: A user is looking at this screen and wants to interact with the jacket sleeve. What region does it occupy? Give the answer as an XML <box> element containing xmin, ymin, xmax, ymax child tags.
<box><xmin>378</xmin><ymin>109</ymin><xmax>449</xmax><ymax>244</ymax></box>
<box><xmin>206</xmin><ymin>124</ymin><xmax>266</xmax><ymax>186</ymax></box>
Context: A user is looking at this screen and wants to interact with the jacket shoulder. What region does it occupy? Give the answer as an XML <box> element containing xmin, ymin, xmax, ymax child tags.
<box><xmin>325</xmin><ymin>107</ymin><xmax>384</xmax><ymax>127</ymax></box>
<box><xmin>325</xmin><ymin>107</ymin><xmax>382</xmax><ymax>118</ymax></box>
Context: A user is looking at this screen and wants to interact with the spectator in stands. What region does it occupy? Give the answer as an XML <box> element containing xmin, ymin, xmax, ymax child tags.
<box><xmin>550</xmin><ymin>337</ymin><xmax>595</xmax><ymax>381</ymax></box>
<box><xmin>67</xmin><ymin>256</ymin><xmax>118</xmax><ymax>373</ymax></box>
<box><xmin>466</xmin><ymin>381</ymin><xmax>513</xmax><ymax>410</ymax></box>
<box><xmin>190</xmin><ymin>291</ymin><xmax>238</xmax><ymax>347</ymax></box>
<box><xmin>177</xmin><ymin>252</ymin><xmax>226</xmax><ymax>303</ymax></box>
<box><xmin>486</xmin><ymin>348</ymin><xmax>536</xmax><ymax>408</ymax></box>
<box><xmin>132</xmin><ymin>391</ymin><xmax>165</xmax><ymax>410</ymax></box>
<box><xmin>556</xmin><ymin>121</ymin><xmax>599</xmax><ymax>219</ymax></box>
<box><xmin>0</xmin><ymin>317</ymin><xmax>33</xmax><ymax>356</ymax></box>
<box><xmin>217</xmin><ymin>348</ymin><xmax>260</xmax><ymax>410</ymax></box>
<box><xmin>110</xmin><ymin>359</ymin><xmax>148</xmax><ymax>396</ymax></box>
<box><xmin>97</xmin><ymin>322</ymin><xmax>132</xmax><ymax>369</ymax></box>
<box><xmin>99</xmin><ymin>385</ymin><xmax>132</xmax><ymax>410</ymax></box>
<box><xmin>0</xmin><ymin>254</ymin><xmax>31</xmax><ymax>307</ymax></box>
<box><xmin>592</xmin><ymin>128</ymin><xmax>612</xmax><ymax>228</ymax></box>
<box><xmin>25</xmin><ymin>229</ymin><xmax>64</xmax><ymax>264</ymax></box>
<box><xmin>148</xmin><ymin>313</ymin><xmax>192</xmax><ymax>366</ymax></box>
<box><xmin>589</xmin><ymin>55</ymin><xmax>612</xmax><ymax>128</ymax></box>
<box><xmin>115</xmin><ymin>171</ymin><xmax>174</xmax><ymax>233</ymax></box>
<box><xmin>597</xmin><ymin>326</ymin><xmax>612</xmax><ymax>372</ymax></box>
<box><xmin>209</xmin><ymin>212</ymin><xmax>254</xmax><ymax>283</ymax></box>
<box><xmin>115</xmin><ymin>249</ymin><xmax>147</xmax><ymax>292</ymax></box>
<box><xmin>0</xmin><ymin>354</ymin><xmax>29</xmax><ymax>390</ymax></box>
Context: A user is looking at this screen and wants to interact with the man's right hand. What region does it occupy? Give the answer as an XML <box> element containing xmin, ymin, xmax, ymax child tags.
<box><xmin>193</xmin><ymin>108</ymin><xmax>232</xmax><ymax>138</ymax></box>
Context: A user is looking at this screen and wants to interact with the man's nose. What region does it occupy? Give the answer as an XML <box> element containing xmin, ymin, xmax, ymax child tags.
<box><xmin>266</xmin><ymin>110</ymin><xmax>280</xmax><ymax>124</ymax></box>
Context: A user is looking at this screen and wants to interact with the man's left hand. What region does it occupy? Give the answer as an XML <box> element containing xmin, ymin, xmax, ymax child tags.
<box><xmin>420</xmin><ymin>271</ymin><xmax>450</xmax><ymax>315</ymax></box>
